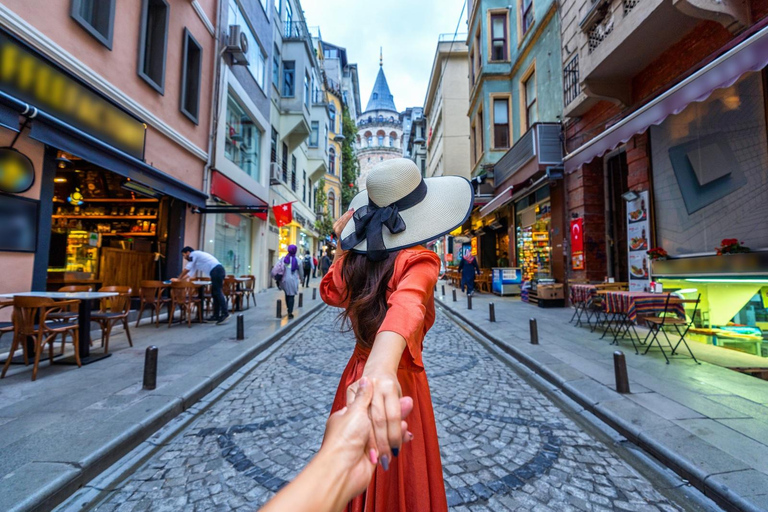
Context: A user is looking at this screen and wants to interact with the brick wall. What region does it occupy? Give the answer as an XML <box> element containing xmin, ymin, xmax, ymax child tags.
<box><xmin>566</xmin><ymin>159</ymin><xmax>607</xmax><ymax>281</ymax></box>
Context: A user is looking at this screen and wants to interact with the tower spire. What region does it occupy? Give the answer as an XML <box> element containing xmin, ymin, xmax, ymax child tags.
<box><xmin>379</xmin><ymin>47</ymin><xmax>383</xmax><ymax>67</ymax></box>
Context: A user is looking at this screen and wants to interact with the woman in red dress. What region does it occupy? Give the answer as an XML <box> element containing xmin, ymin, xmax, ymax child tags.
<box><xmin>320</xmin><ymin>158</ymin><xmax>474</xmax><ymax>511</ymax></box>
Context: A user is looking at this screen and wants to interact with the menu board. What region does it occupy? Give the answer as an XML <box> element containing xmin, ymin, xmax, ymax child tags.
<box><xmin>626</xmin><ymin>191</ymin><xmax>651</xmax><ymax>291</ymax></box>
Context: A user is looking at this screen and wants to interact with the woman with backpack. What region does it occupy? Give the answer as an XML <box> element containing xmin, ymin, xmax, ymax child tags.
<box><xmin>278</xmin><ymin>244</ymin><xmax>303</xmax><ymax>319</ymax></box>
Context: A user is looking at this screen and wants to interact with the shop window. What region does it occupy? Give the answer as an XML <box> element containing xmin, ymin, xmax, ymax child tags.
<box><xmin>138</xmin><ymin>0</ymin><xmax>170</xmax><ymax>94</ymax></box>
<box><xmin>329</xmin><ymin>147</ymin><xmax>336</xmax><ymax>175</ymax></box>
<box><xmin>180</xmin><ymin>29</ymin><xmax>202</xmax><ymax>124</ymax></box>
<box><xmin>489</xmin><ymin>13</ymin><xmax>508</xmax><ymax>62</ymax></box>
<box><xmin>492</xmin><ymin>97</ymin><xmax>510</xmax><ymax>149</ymax></box>
<box><xmin>283</xmin><ymin>61</ymin><xmax>295</xmax><ymax>97</ymax></box>
<box><xmin>523</xmin><ymin>71</ymin><xmax>537</xmax><ymax>130</ymax></box>
<box><xmin>71</xmin><ymin>0</ymin><xmax>115</xmax><ymax>49</ymax></box>
<box><xmin>520</xmin><ymin>0</ymin><xmax>534</xmax><ymax>35</ymax></box>
<box><xmin>309</xmin><ymin>121</ymin><xmax>320</xmax><ymax>147</ymax></box>
<box><xmin>272</xmin><ymin>45</ymin><xmax>280</xmax><ymax>88</ymax></box>
<box><xmin>214</xmin><ymin>214</ymin><xmax>251</xmax><ymax>275</ymax></box>
<box><xmin>224</xmin><ymin>94</ymin><xmax>261</xmax><ymax>180</ymax></box>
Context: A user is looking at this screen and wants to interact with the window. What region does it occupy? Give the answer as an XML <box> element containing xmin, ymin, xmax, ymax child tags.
<box><xmin>490</xmin><ymin>13</ymin><xmax>508</xmax><ymax>61</ymax></box>
<box><xmin>309</xmin><ymin>121</ymin><xmax>319</xmax><ymax>147</ymax></box>
<box><xmin>71</xmin><ymin>0</ymin><xmax>115</xmax><ymax>49</ymax></box>
<box><xmin>291</xmin><ymin>155</ymin><xmax>297</xmax><ymax>191</ymax></box>
<box><xmin>304</xmin><ymin>73</ymin><xmax>310</xmax><ymax>108</ymax></box>
<box><xmin>564</xmin><ymin>55</ymin><xmax>580</xmax><ymax>107</ymax></box>
<box><xmin>180</xmin><ymin>29</ymin><xmax>202</xmax><ymax>124</ymax></box>
<box><xmin>388</xmin><ymin>136</ymin><xmax>393</xmax><ymax>147</ymax></box>
<box><xmin>272</xmin><ymin>45</ymin><xmax>280</xmax><ymax>88</ymax></box>
<box><xmin>469</xmin><ymin>49</ymin><xmax>476</xmax><ymax>86</ymax></box>
<box><xmin>378</xmin><ymin>134</ymin><xmax>384</xmax><ymax>146</ymax></box>
<box><xmin>302</xmin><ymin>170</ymin><xmax>307</xmax><ymax>202</ymax></box>
<box><xmin>524</xmin><ymin>71</ymin><xmax>537</xmax><ymax>130</ymax></box>
<box><xmin>328</xmin><ymin>191</ymin><xmax>336</xmax><ymax>218</ymax></box>
<box><xmin>138</xmin><ymin>0</ymin><xmax>170</xmax><ymax>93</ymax></box>
<box><xmin>283</xmin><ymin>61</ymin><xmax>295</xmax><ymax>97</ymax></box>
<box><xmin>285</xmin><ymin>1</ymin><xmax>293</xmax><ymax>28</ymax></box>
<box><xmin>329</xmin><ymin>105</ymin><xmax>337</xmax><ymax>133</ymax></box>
<box><xmin>225</xmin><ymin>94</ymin><xmax>261</xmax><ymax>180</ymax></box>
<box><xmin>229</xmin><ymin>1</ymin><xmax>266</xmax><ymax>89</ymax></box>
<box><xmin>214</xmin><ymin>214</ymin><xmax>251</xmax><ymax>276</ymax></box>
<box><xmin>492</xmin><ymin>97</ymin><xmax>510</xmax><ymax>149</ymax></box>
<box><xmin>329</xmin><ymin>147</ymin><xmax>336</xmax><ymax>175</ymax></box>
<box><xmin>308</xmin><ymin>178</ymin><xmax>313</xmax><ymax>208</ymax></box>
<box><xmin>478</xmin><ymin>109</ymin><xmax>484</xmax><ymax>152</ymax></box>
<box><xmin>282</xmin><ymin>142</ymin><xmax>288</xmax><ymax>181</ymax></box>
<box><xmin>521</xmin><ymin>0</ymin><xmax>534</xmax><ymax>35</ymax></box>
<box><xmin>271</xmin><ymin>127</ymin><xmax>278</xmax><ymax>163</ymax></box>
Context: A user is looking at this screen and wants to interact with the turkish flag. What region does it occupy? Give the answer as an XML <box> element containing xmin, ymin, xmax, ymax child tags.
<box><xmin>571</xmin><ymin>218</ymin><xmax>583</xmax><ymax>253</ymax></box>
<box><xmin>273</xmin><ymin>202</ymin><xmax>293</xmax><ymax>227</ymax></box>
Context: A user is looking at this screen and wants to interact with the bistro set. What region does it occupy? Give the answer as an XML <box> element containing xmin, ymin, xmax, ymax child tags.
<box><xmin>445</xmin><ymin>268</ymin><xmax>493</xmax><ymax>293</ymax></box>
<box><xmin>0</xmin><ymin>275</ymin><xmax>256</xmax><ymax>381</ymax></box>
<box><xmin>569</xmin><ymin>283</ymin><xmax>701</xmax><ymax>364</ymax></box>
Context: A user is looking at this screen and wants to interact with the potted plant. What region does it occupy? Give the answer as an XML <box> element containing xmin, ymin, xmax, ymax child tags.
<box><xmin>647</xmin><ymin>247</ymin><xmax>668</xmax><ymax>261</ymax></box>
<box><xmin>715</xmin><ymin>238</ymin><xmax>751</xmax><ymax>255</ymax></box>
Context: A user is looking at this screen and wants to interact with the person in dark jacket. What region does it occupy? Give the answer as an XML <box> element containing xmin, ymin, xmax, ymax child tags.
<box><xmin>320</xmin><ymin>249</ymin><xmax>333</xmax><ymax>276</ymax></box>
<box><xmin>458</xmin><ymin>253</ymin><xmax>480</xmax><ymax>296</ymax></box>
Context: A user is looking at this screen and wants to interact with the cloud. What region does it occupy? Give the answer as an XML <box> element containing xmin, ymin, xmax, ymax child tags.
<box><xmin>301</xmin><ymin>0</ymin><xmax>466</xmax><ymax>111</ymax></box>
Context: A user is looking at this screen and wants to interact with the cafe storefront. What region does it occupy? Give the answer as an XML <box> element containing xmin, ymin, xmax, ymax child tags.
<box><xmin>0</xmin><ymin>30</ymin><xmax>207</xmax><ymax>295</ymax></box>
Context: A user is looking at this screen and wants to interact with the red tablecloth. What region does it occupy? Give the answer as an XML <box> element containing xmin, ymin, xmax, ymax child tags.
<box><xmin>570</xmin><ymin>284</ymin><xmax>597</xmax><ymax>303</ymax></box>
<box><xmin>602</xmin><ymin>291</ymin><xmax>685</xmax><ymax>322</ymax></box>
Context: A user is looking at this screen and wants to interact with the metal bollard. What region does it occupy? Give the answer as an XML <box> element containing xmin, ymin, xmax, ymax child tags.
<box><xmin>441</xmin><ymin>285</ymin><xmax>445</xmax><ymax>297</ymax></box>
<box><xmin>452</xmin><ymin>289</ymin><xmax>457</xmax><ymax>302</ymax></box>
<box><xmin>143</xmin><ymin>346</ymin><xmax>158</xmax><ymax>390</ymax></box>
<box><xmin>276</xmin><ymin>299</ymin><xmax>282</xmax><ymax>318</ymax></box>
<box><xmin>489</xmin><ymin>302</ymin><xmax>496</xmax><ymax>322</ymax></box>
<box><xmin>467</xmin><ymin>294</ymin><xmax>473</xmax><ymax>310</ymax></box>
<box><xmin>298</xmin><ymin>293</ymin><xmax>303</xmax><ymax>308</ymax></box>
<box><xmin>529</xmin><ymin>318</ymin><xmax>539</xmax><ymax>345</ymax></box>
<box><xmin>236</xmin><ymin>314</ymin><xmax>244</xmax><ymax>340</ymax></box>
<box><xmin>312</xmin><ymin>288</ymin><xmax>317</xmax><ymax>300</ymax></box>
<box><xmin>614</xmin><ymin>351</ymin><xmax>630</xmax><ymax>394</ymax></box>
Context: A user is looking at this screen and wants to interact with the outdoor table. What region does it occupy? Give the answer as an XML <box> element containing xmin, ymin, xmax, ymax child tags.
<box><xmin>0</xmin><ymin>291</ymin><xmax>118</xmax><ymax>365</ymax></box>
<box><xmin>569</xmin><ymin>284</ymin><xmax>597</xmax><ymax>326</ymax></box>
<box><xmin>190</xmin><ymin>281</ymin><xmax>211</xmax><ymax>321</ymax></box>
<box><xmin>598</xmin><ymin>291</ymin><xmax>685</xmax><ymax>350</ymax></box>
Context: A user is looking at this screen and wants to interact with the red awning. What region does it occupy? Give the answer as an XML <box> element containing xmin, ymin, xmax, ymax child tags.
<box><xmin>210</xmin><ymin>170</ymin><xmax>269</xmax><ymax>221</ymax></box>
<box><xmin>564</xmin><ymin>22</ymin><xmax>768</xmax><ymax>173</ymax></box>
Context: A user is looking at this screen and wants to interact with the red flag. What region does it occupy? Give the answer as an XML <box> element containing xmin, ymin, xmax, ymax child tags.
<box><xmin>273</xmin><ymin>202</ymin><xmax>293</xmax><ymax>227</ymax></box>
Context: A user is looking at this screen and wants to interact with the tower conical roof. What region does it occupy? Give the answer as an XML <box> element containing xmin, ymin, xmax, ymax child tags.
<box><xmin>365</xmin><ymin>66</ymin><xmax>397</xmax><ymax>113</ymax></box>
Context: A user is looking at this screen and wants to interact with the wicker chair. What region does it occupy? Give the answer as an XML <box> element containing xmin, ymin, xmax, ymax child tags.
<box><xmin>91</xmin><ymin>286</ymin><xmax>133</xmax><ymax>354</ymax></box>
<box><xmin>2</xmin><ymin>296</ymin><xmax>81</xmax><ymax>381</ymax></box>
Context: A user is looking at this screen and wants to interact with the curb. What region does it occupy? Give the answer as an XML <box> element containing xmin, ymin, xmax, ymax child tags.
<box><xmin>436</xmin><ymin>298</ymin><xmax>760</xmax><ymax>512</ymax></box>
<box><xmin>26</xmin><ymin>301</ymin><xmax>326</xmax><ymax>512</ymax></box>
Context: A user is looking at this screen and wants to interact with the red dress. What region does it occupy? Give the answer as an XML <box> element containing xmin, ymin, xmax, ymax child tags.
<box><xmin>320</xmin><ymin>248</ymin><xmax>448</xmax><ymax>512</ymax></box>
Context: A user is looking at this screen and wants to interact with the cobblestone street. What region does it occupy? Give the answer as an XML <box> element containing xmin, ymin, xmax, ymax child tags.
<box><xmin>89</xmin><ymin>307</ymin><xmax>689</xmax><ymax>512</ymax></box>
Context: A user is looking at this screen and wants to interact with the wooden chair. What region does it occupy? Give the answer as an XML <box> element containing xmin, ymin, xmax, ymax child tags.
<box><xmin>136</xmin><ymin>281</ymin><xmax>170</xmax><ymax>328</ymax></box>
<box><xmin>240</xmin><ymin>275</ymin><xmax>256</xmax><ymax>309</ymax></box>
<box><xmin>2</xmin><ymin>296</ymin><xmax>81</xmax><ymax>381</ymax></box>
<box><xmin>0</xmin><ymin>300</ymin><xmax>14</xmax><ymax>345</ymax></box>
<box><xmin>223</xmin><ymin>277</ymin><xmax>244</xmax><ymax>311</ymax></box>
<box><xmin>168</xmin><ymin>282</ymin><xmax>202</xmax><ymax>327</ymax></box>
<box><xmin>643</xmin><ymin>294</ymin><xmax>701</xmax><ymax>364</ymax></box>
<box><xmin>91</xmin><ymin>286</ymin><xmax>133</xmax><ymax>354</ymax></box>
<box><xmin>47</xmin><ymin>285</ymin><xmax>92</xmax><ymax>324</ymax></box>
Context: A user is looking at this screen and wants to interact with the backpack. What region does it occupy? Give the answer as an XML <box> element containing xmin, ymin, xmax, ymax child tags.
<box><xmin>303</xmin><ymin>255</ymin><xmax>312</xmax><ymax>271</ymax></box>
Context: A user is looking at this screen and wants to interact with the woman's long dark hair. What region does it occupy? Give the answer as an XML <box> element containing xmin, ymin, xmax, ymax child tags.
<box><xmin>340</xmin><ymin>250</ymin><xmax>400</xmax><ymax>348</ymax></box>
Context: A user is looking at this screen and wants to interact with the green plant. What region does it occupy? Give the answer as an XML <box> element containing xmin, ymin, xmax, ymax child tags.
<box><xmin>341</xmin><ymin>106</ymin><xmax>359</xmax><ymax>210</ymax></box>
<box><xmin>313</xmin><ymin>178</ymin><xmax>334</xmax><ymax>239</ymax></box>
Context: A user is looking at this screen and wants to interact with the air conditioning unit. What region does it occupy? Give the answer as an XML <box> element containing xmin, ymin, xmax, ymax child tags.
<box><xmin>270</xmin><ymin>162</ymin><xmax>283</xmax><ymax>185</ymax></box>
<box><xmin>226</xmin><ymin>25</ymin><xmax>249</xmax><ymax>66</ymax></box>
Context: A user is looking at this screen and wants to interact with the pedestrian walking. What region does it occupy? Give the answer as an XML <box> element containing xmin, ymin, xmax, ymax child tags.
<box><xmin>174</xmin><ymin>247</ymin><xmax>230</xmax><ymax>324</ymax></box>
<box><xmin>320</xmin><ymin>249</ymin><xmax>333</xmax><ymax>276</ymax></box>
<box><xmin>281</xmin><ymin>244</ymin><xmax>303</xmax><ymax>319</ymax></box>
<box><xmin>458</xmin><ymin>251</ymin><xmax>480</xmax><ymax>296</ymax></box>
<box><xmin>312</xmin><ymin>253</ymin><xmax>319</xmax><ymax>278</ymax></box>
<box><xmin>320</xmin><ymin>158</ymin><xmax>473</xmax><ymax>512</ymax></box>
<box><xmin>302</xmin><ymin>250</ymin><xmax>314</xmax><ymax>287</ymax></box>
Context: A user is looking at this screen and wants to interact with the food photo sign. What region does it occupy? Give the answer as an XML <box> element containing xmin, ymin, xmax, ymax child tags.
<box><xmin>626</xmin><ymin>191</ymin><xmax>651</xmax><ymax>291</ymax></box>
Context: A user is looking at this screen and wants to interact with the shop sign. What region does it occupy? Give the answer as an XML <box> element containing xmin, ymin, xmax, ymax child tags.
<box><xmin>471</xmin><ymin>236</ymin><xmax>478</xmax><ymax>256</ymax></box>
<box><xmin>627</xmin><ymin>190</ymin><xmax>651</xmax><ymax>291</ymax></box>
<box><xmin>0</xmin><ymin>192</ymin><xmax>37</xmax><ymax>252</ymax></box>
<box><xmin>0</xmin><ymin>146</ymin><xmax>34</xmax><ymax>193</ymax></box>
<box><xmin>570</xmin><ymin>218</ymin><xmax>584</xmax><ymax>270</ymax></box>
<box><xmin>0</xmin><ymin>33</ymin><xmax>146</xmax><ymax>159</ymax></box>
<box><xmin>446</xmin><ymin>253</ymin><xmax>453</xmax><ymax>262</ymax></box>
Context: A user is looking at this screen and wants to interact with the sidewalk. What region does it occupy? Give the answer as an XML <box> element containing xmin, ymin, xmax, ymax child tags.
<box><xmin>0</xmin><ymin>280</ymin><xmax>325</xmax><ymax>512</ymax></box>
<box><xmin>436</xmin><ymin>282</ymin><xmax>768</xmax><ymax>512</ymax></box>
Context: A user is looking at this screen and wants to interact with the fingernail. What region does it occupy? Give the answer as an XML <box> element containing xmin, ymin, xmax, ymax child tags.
<box><xmin>408</xmin><ymin>432</ymin><xmax>414</xmax><ymax>441</ymax></box>
<box><xmin>358</xmin><ymin>377</ymin><xmax>368</xmax><ymax>391</ymax></box>
<box><xmin>380</xmin><ymin>455</ymin><xmax>390</xmax><ymax>471</ymax></box>
<box><xmin>369</xmin><ymin>449</ymin><xmax>378</xmax><ymax>465</ymax></box>
<box><xmin>391</xmin><ymin>447</ymin><xmax>399</xmax><ymax>457</ymax></box>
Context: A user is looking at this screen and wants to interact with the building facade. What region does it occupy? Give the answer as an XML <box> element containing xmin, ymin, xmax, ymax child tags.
<box><xmin>0</xmin><ymin>0</ymin><xmax>215</xmax><ymax>296</ymax></box>
<box><xmin>462</xmin><ymin>0</ymin><xmax>565</xmax><ymax>282</ymax></box>
<box><xmin>561</xmin><ymin>0</ymin><xmax>768</xmax><ymax>358</ymax></box>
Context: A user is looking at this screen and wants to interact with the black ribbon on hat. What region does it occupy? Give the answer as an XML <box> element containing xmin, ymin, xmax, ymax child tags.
<box><xmin>341</xmin><ymin>180</ymin><xmax>428</xmax><ymax>261</ymax></box>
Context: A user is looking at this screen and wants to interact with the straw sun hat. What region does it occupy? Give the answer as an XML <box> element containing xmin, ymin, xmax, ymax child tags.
<box><xmin>340</xmin><ymin>158</ymin><xmax>474</xmax><ymax>261</ymax></box>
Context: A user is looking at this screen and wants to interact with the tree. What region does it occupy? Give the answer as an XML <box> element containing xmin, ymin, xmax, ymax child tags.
<box><xmin>314</xmin><ymin>178</ymin><xmax>334</xmax><ymax>240</ymax></box>
<box><xmin>341</xmin><ymin>106</ymin><xmax>359</xmax><ymax>210</ymax></box>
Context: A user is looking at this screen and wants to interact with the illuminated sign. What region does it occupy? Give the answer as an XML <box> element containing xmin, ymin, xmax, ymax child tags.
<box><xmin>471</xmin><ymin>236</ymin><xmax>478</xmax><ymax>256</ymax></box>
<box><xmin>0</xmin><ymin>146</ymin><xmax>34</xmax><ymax>193</ymax></box>
<box><xmin>0</xmin><ymin>33</ymin><xmax>145</xmax><ymax>159</ymax></box>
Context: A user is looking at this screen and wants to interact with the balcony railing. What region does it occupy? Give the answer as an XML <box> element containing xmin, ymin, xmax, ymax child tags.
<box><xmin>284</xmin><ymin>21</ymin><xmax>312</xmax><ymax>46</ymax></box>
<box><xmin>494</xmin><ymin>123</ymin><xmax>562</xmax><ymax>186</ymax></box>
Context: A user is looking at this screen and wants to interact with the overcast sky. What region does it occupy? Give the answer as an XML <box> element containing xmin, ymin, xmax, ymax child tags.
<box><xmin>302</xmin><ymin>0</ymin><xmax>467</xmax><ymax>112</ymax></box>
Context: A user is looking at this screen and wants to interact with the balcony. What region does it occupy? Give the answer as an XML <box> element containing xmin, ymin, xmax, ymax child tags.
<box><xmin>567</xmin><ymin>0</ymin><xmax>748</xmax><ymax>116</ymax></box>
<box><xmin>493</xmin><ymin>123</ymin><xmax>562</xmax><ymax>188</ymax></box>
<box><xmin>284</xmin><ymin>21</ymin><xmax>313</xmax><ymax>48</ymax></box>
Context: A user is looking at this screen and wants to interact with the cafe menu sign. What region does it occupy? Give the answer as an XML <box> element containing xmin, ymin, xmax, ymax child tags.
<box><xmin>626</xmin><ymin>190</ymin><xmax>651</xmax><ymax>292</ymax></box>
<box><xmin>0</xmin><ymin>33</ymin><xmax>146</xmax><ymax>159</ymax></box>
